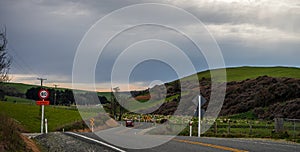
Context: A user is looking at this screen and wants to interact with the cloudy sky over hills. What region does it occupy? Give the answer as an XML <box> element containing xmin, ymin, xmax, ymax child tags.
<box><xmin>0</xmin><ymin>0</ymin><xmax>299</xmax><ymax>91</ymax></box>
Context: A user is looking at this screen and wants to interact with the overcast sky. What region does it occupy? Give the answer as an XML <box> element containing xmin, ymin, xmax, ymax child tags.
<box><xmin>0</xmin><ymin>0</ymin><xmax>299</xmax><ymax>91</ymax></box>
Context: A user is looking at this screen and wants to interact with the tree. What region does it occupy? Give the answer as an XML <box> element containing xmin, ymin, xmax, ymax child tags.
<box><xmin>118</xmin><ymin>95</ymin><xmax>128</xmax><ymax>121</ymax></box>
<box><xmin>110</xmin><ymin>87</ymin><xmax>129</xmax><ymax>121</ymax></box>
<box><xmin>110</xmin><ymin>87</ymin><xmax>119</xmax><ymax>119</ymax></box>
<box><xmin>0</xmin><ymin>28</ymin><xmax>11</xmax><ymax>82</ymax></box>
<box><xmin>25</xmin><ymin>87</ymin><xmax>75</xmax><ymax>106</ymax></box>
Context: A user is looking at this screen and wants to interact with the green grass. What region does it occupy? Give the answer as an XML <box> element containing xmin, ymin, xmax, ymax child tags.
<box><xmin>227</xmin><ymin>111</ymin><xmax>257</xmax><ymax>120</ymax></box>
<box><xmin>2</xmin><ymin>82</ymin><xmax>71</xmax><ymax>93</ymax></box>
<box><xmin>2</xmin><ymin>82</ymin><xmax>37</xmax><ymax>93</ymax></box>
<box><xmin>0</xmin><ymin>102</ymin><xmax>82</xmax><ymax>133</ymax></box>
<box><xmin>4</xmin><ymin>96</ymin><xmax>35</xmax><ymax>104</ymax></box>
<box><xmin>225</xmin><ymin>66</ymin><xmax>300</xmax><ymax>81</ymax></box>
<box><xmin>183</xmin><ymin>66</ymin><xmax>300</xmax><ymax>82</ymax></box>
<box><xmin>97</xmin><ymin>92</ymin><xmax>112</xmax><ymax>99</ymax></box>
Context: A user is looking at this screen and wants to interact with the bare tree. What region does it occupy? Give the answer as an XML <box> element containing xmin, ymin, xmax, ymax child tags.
<box><xmin>0</xmin><ymin>28</ymin><xmax>11</xmax><ymax>82</ymax></box>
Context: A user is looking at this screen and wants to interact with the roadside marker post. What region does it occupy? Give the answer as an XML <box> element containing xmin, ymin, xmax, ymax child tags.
<box><xmin>45</xmin><ymin>118</ymin><xmax>48</xmax><ymax>134</ymax></box>
<box><xmin>198</xmin><ymin>95</ymin><xmax>201</xmax><ymax>138</ymax></box>
<box><xmin>189</xmin><ymin>121</ymin><xmax>193</xmax><ymax>137</ymax></box>
<box><xmin>90</xmin><ymin>118</ymin><xmax>95</xmax><ymax>132</ymax></box>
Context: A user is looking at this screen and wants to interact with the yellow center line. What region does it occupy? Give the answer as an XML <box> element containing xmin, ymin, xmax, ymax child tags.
<box><xmin>172</xmin><ymin>139</ymin><xmax>249</xmax><ymax>152</ymax></box>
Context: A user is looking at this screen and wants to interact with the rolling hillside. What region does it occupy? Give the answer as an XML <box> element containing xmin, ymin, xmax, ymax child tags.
<box><xmin>1</xmin><ymin>66</ymin><xmax>300</xmax><ymax>121</ymax></box>
<box><xmin>133</xmin><ymin>66</ymin><xmax>300</xmax><ymax>119</ymax></box>
<box><xmin>2</xmin><ymin>66</ymin><xmax>300</xmax><ymax>94</ymax></box>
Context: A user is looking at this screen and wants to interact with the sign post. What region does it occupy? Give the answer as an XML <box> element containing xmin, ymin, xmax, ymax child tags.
<box><xmin>37</xmin><ymin>89</ymin><xmax>50</xmax><ymax>134</ymax></box>
<box><xmin>41</xmin><ymin>104</ymin><xmax>44</xmax><ymax>133</ymax></box>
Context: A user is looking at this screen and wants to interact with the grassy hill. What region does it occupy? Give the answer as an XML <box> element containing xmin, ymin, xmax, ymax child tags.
<box><xmin>2</xmin><ymin>82</ymin><xmax>37</xmax><ymax>94</ymax></box>
<box><xmin>132</xmin><ymin>66</ymin><xmax>300</xmax><ymax>119</ymax></box>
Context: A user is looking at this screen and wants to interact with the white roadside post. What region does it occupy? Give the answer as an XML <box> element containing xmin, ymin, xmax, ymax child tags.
<box><xmin>45</xmin><ymin>118</ymin><xmax>48</xmax><ymax>134</ymax></box>
<box><xmin>189</xmin><ymin>121</ymin><xmax>193</xmax><ymax>137</ymax></box>
<box><xmin>198</xmin><ymin>95</ymin><xmax>201</xmax><ymax>138</ymax></box>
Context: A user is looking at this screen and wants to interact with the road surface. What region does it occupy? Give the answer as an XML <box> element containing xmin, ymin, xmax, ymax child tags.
<box><xmin>65</xmin><ymin>125</ymin><xmax>299</xmax><ymax>152</ymax></box>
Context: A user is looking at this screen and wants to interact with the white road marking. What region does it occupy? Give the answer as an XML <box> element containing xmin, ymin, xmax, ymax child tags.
<box><xmin>65</xmin><ymin>132</ymin><xmax>126</xmax><ymax>152</ymax></box>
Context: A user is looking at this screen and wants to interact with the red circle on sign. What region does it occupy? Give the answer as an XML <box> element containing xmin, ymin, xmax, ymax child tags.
<box><xmin>38</xmin><ymin>89</ymin><xmax>49</xmax><ymax>99</ymax></box>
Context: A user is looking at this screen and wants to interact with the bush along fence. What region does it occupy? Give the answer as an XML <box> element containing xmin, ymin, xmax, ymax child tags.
<box><xmin>120</xmin><ymin>113</ymin><xmax>299</xmax><ymax>142</ymax></box>
<box><xmin>179</xmin><ymin>117</ymin><xmax>300</xmax><ymax>143</ymax></box>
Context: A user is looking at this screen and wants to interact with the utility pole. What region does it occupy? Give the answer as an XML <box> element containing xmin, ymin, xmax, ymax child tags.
<box><xmin>37</xmin><ymin>78</ymin><xmax>47</xmax><ymax>88</ymax></box>
<box><xmin>37</xmin><ymin>77</ymin><xmax>47</xmax><ymax>134</ymax></box>
<box><xmin>53</xmin><ymin>84</ymin><xmax>59</xmax><ymax>105</ymax></box>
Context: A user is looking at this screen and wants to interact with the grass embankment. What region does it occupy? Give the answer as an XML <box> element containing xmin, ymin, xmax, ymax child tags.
<box><xmin>0</xmin><ymin>102</ymin><xmax>82</xmax><ymax>133</ymax></box>
<box><xmin>0</xmin><ymin>113</ymin><xmax>39</xmax><ymax>152</ymax></box>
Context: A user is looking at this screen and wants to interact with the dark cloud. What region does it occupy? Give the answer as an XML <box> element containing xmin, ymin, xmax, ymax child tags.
<box><xmin>0</xmin><ymin>0</ymin><xmax>299</xmax><ymax>88</ymax></box>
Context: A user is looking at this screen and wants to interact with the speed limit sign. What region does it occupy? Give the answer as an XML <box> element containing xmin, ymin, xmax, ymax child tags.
<box><xmin>38</xmin><ymin>89</ymin><xmax>49</xmax><ymax>100</ymax></box>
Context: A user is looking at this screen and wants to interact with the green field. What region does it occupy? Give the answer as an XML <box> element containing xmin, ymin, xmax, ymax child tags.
<box><xmin>0</xmin><ymin>102</ymin><xmax>82</xmax><ymax>132</ymax></box>
<box><xmin>183</xmin><ymin>66</ymin><xmax>300</xmax><ymax>82</ymax></box>
<box><xmin>97</xmin><ymin>92</ymin><xmax>112</xmax><ymax>99</ymax></box>
<box><xmin>4</xmin><ymin>96</ymin><xmax>35</xmax><ymax>104</ymax></box>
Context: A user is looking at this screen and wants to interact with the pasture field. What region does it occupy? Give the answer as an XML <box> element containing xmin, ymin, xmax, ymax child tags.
<box><xmin>0</xmin><ymin>101</ymin><xmax>82</xmax><ymax>132</ymax></box>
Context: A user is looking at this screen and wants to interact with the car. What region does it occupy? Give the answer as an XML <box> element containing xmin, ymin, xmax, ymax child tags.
<box><xmin>125</xmin><ymin>120</ymin><xmax>134</xmax><ymax>127</ymax></box>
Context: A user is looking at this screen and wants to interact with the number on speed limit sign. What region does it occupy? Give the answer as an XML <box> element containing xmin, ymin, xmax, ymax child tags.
<box><xmin>38</xmin><ymin>89</ymin><xmax>49</xmax><ymax>99</ymax></box>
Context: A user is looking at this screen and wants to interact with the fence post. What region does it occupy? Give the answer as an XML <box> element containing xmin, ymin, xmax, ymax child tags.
<box><xmin>249</xmin><ymin>121</ymin><xmax>253</xmax><ymax>135</ymax></box>
<box><xmin>293</xmin><ymin>120</ymin><xmax>296</xmax><ymax>140</ymax></box>
<box><xmin>214</xmin><ymin>121</ymin><xmax>218</xmax><ymax>135</ymax></box>
<box><xmin>274</xmin><ymin>117</ymin><xmax>284</xmax><ymax>133</ymax></box>
<box><xmin>227</xmin><ymin>119</ymin><xmax>231</xmax><ymax>135</ymax></box>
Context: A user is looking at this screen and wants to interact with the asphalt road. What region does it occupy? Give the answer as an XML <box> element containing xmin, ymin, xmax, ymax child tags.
<box><xmin>69</xmin><ymin>125</ymin><xmax>299</xmax><ymax>152</ymax></box>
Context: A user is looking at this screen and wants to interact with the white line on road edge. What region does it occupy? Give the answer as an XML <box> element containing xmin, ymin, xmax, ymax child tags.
<box><xmin>65</xmin><ymin>132</ymin><xmax>126</xmax><ymax>152</ymax></box>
